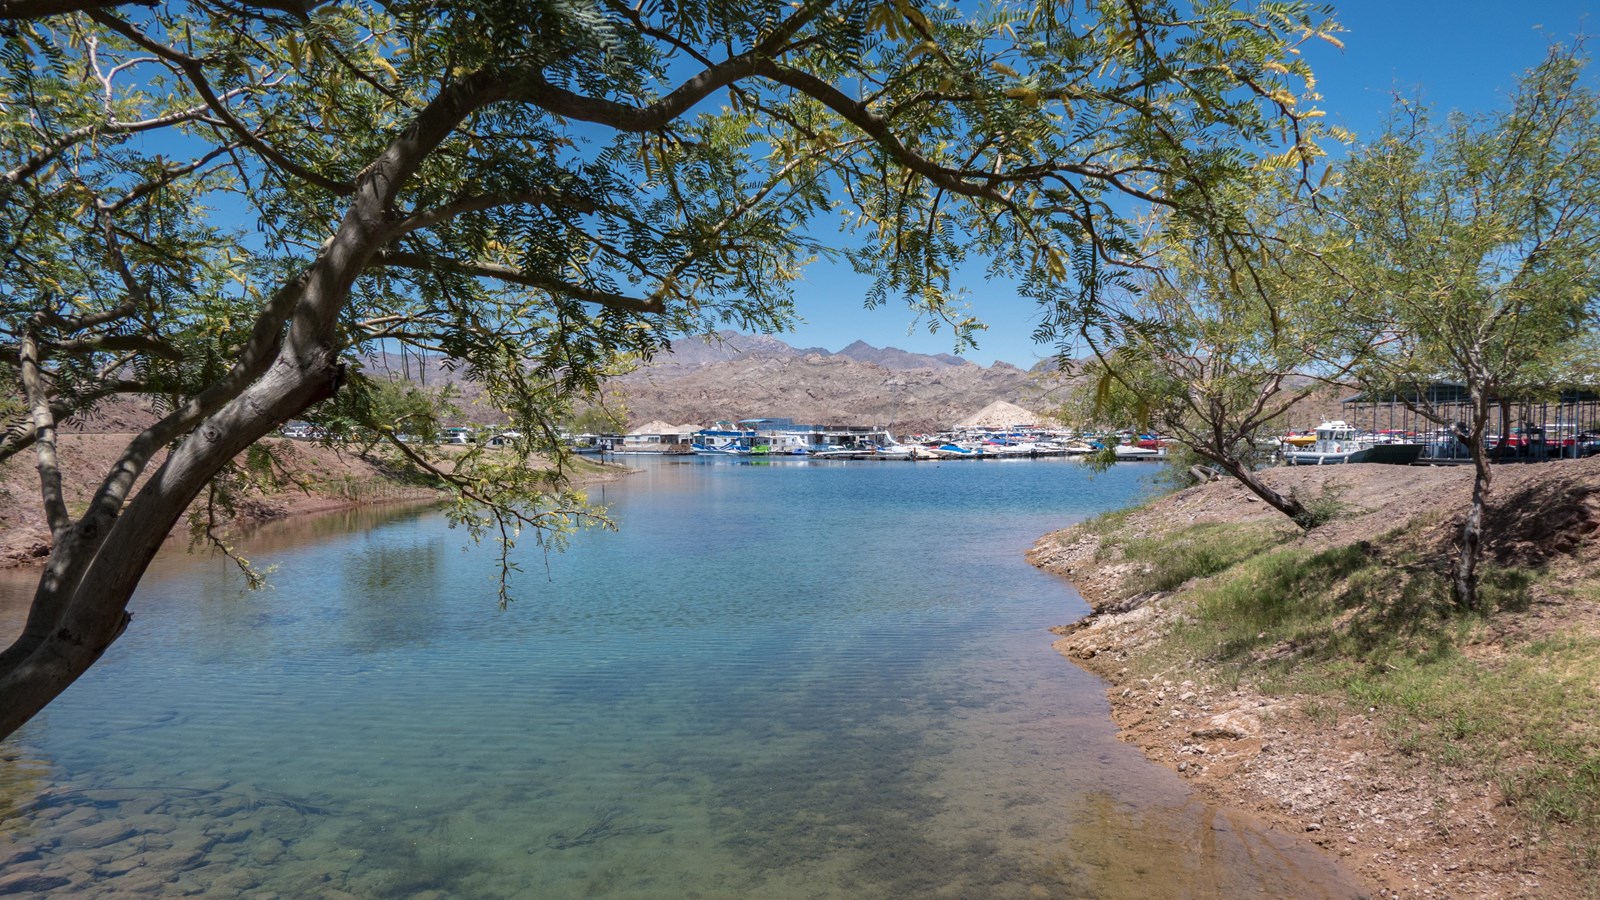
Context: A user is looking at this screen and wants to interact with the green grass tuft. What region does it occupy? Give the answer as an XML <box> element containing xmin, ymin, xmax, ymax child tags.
<box><xmin>1113</xmin><ymin>522</ymin><xmax>1294</xmax><ymax>594</ymax></box>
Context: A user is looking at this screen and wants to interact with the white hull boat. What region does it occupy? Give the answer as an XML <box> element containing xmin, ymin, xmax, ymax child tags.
<box><xmin>1112</xmin><ymin>444</ymin><xmax>1163</xmax><ymax>460</ymax></box>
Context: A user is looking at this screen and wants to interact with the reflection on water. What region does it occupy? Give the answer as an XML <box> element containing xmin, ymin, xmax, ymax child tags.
<box><xmin>0</xmin><ymin>458</ymin><xmax>1364</xmax><ymax>897</ymax></box>
<box><xmin>232</xmin><ymin>499</ymin><xmax>443</xmax><ymax>553</ymax></box>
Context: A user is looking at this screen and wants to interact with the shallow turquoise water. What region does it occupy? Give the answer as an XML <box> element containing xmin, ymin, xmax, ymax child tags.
<box><xmin>0</xmin><ymin>457</ymin><xmax>1362</xmax><ymax>897</ymax></box>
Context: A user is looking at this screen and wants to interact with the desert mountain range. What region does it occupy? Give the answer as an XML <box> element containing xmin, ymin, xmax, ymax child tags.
<box><xmin>594</xmin><ymin>332</ymin><xmax>1349</xmax><ymax>433</ymax></box>
<box><xmin>361</xmin><ymin>331</ymin><xmax>1352</xmax><ymax>433</ymax></box>
<box><xmin>65</xmin><ymin>330</ymin><xmax>1347</xmax><ymax>436</ymax></box>
<box><xmin>601</xmin><ymin>331</ymin><xmax>1068</xmax><ymax>432</ymax></box>
<box><xmin>361</xmin><ymin>331</ymin><xmax>1073</xmax><ymax>433</ymax></box>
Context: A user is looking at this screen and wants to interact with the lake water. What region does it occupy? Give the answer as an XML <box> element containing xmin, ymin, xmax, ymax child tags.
<box><xmin>0</xmin><ymin>457</ymin><xmax>1363</xmax><ymax>898</ymax></box>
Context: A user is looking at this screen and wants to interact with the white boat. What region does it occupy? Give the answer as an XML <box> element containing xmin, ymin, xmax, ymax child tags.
<box><xmin>1280</xmin><ymin>421</ymin><xmax>1424</xmax><ymax>465</ymax></box>
<box><xmin>1282</xmin><ymin>421</ymin><xmax>1366</xmax><ymax>465</ymax></box>
<box><xmin>871</xmin><ymin>435</ymin><xmax>919</xmax><ymax>460</ymax></box>
<box><xmin>810</xmin><ymin>447</ymin><xmax>873</xmax><ymax>460</ymax></box>
<box><xmin>982</xmin><ymin>440</ymin><xmax>1041</xmax><ymax>457</ymax></box>
<box><xmin>1112</xmin><ymin>444</ymin><xmax>1163</xmax><ymax>460</ymax></box>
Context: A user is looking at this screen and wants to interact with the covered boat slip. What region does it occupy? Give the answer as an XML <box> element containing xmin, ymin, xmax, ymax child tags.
<box><xmin>1340</xmin><ymin>382</ymin><xmax>1600</xmax><ymax>463</ymax></box>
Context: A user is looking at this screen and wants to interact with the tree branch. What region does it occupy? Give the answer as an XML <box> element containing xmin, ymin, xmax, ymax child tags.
<box><xmin>86</xmin><ymin>11</ymin><xmax>355</xmax><ymax>195</ymax></box>
<box><xmin>107</xmin><ymin>141</ymin><xmax>240</xmax><ymax>213</ymax></box>
<box><xmin>1</xmin><ymin>0</ymin><xmax>321</xmax><ymax>19</ymax></box>
<box><xmin>0</xmin><ymin>0</ymin><xmax>151</xmax><ymax>21</ymax></box>
<box><xmin>19</xmin><ymin>326</ymin><xmax>71</xmax><ymax>537</ymax></box>
<box><xmin>385</xmin><ymin>189</ymin><xmax>599</xmax><ymax>240</ymax></box>
<box><xmin>373</xmin><ymin>250</ymin><xmax>665</xmax><ymax>314</ymax></box>
<box><xmin>2</xmin><ymin>96</ymin><xmax>239</xmax><ymax>188</ymax></box>
<box><xmin>501</xmin><ymin>0</ymin><xmax>834</xmax><ymax>133</ymax></box>
<box><xmin>48</xmin><ymin>333</ymin><xmax>184</xmax><ymax>360</ymax></box>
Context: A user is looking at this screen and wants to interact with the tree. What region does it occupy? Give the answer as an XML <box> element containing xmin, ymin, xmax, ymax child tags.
<box><xmin>565</xmin><ymin>397</ymin><xmax>627</xmax><ymax>437</ymax></box>
<box><xmin>0</xmin><ymin>0</ymin><xmax>1339</xmax><ymax>739</ymax></box>
<box><xmin>1067</xmin><ymin>174</ymin><xmax>1368</xmax><ymax>527</ymax></box>
<box><xmin>1340</xmin><ymin>46</ymin><xmax>1600</xmax><ymax>609</ymax></box>
<box><xmin>340</xmin><ymin>377</ymin><xmax>459</xmax><ymax>449</ymax></box>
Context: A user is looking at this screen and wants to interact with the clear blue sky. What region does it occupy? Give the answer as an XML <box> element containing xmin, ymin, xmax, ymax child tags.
<box><xmin>770</xmin><ymin>1</ymin><xmax>1600</xmax><ymax>368</ymax></box>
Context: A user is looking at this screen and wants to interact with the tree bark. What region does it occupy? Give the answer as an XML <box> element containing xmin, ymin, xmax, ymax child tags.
<box><xmin>1452</xmin><ymin>387</ymin><xmax>1493</xmax><ymax>610</ymax></box>
<box><xmin>1204</xmin><ymin>452</ymin><xmax>1313</xmax><ymax>527</ymax></box>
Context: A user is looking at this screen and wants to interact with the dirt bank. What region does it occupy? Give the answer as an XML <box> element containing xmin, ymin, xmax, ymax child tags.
<box><xmin>0</xmin><ymin>434</ymin><xmax>631</xmax><ymax>568</ymax></box>
<box><xmin>1030</xmin><ymin>460</ymin><xmax>1600</xmax><ymax>900</ymax></box>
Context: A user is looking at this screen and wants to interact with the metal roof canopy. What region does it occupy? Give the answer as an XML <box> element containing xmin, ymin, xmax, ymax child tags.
<box><xmin>1342</xmin><ymin>380</ymin><xmax>1600</xmax><ymax>406</ymax></box>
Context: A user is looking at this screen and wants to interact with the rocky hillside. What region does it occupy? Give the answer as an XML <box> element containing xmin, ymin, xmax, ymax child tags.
<box><xmin>359</xmin><ymin>332</ymin><xmax>1072</xmax><ymax>432</ymax></box>
<box><xmin>609</xmin><ymin>332</ymin><xmax>1065</xmax><ymax>432</ymax></box>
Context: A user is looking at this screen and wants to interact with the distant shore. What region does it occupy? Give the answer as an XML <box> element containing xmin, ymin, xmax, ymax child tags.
<box><xmin>0</xmin><ymin>434</ymin><xmax>633</xmax><ymax>569</ymax></box>
<box><xmin>1029</xmin><ymin>460</ymin><xmax>1600</xmax><ymax>900</ymax></box>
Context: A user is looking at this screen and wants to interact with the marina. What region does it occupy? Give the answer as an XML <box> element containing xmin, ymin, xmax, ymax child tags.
<box><xmin>576</xmin><ymin>406</ymin><xmax>1161</xmax><ymax>462</ymax></box>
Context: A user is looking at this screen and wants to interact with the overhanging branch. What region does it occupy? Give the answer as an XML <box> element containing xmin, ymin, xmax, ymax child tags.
<box><xmin>373</xmin><ymin>251</ymin><xmax>666</xmax><ymax>314</ymax></box>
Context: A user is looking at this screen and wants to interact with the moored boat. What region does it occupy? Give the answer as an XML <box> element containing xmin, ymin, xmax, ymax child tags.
<box><xmin>1112</xmin><ymin>444</ymin><xmax>1163</xmax><ymax>460</ymax></box>
<box><xmin>1283</xmin><ymin>421</ymin><xmax>1423</xmax><ymax>465</ymax></box>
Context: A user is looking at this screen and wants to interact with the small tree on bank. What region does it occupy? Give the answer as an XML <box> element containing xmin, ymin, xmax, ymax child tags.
<box><xmin>1341</xmin><ymin>47</ymin><xmax>1600</xmax><ymax>609</ymax></box>
<box><xmin>1066</xmin><ymin>180</ymin><xmax>1370</xmax><ymax>529</ymax></box>
<box><xmin>0</xmin><ymin>0</ymin><xmax>1339</xmax><ymax>738</ymax></box>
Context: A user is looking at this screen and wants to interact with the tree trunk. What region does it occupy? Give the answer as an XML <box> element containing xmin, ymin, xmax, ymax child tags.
<box><xmin>1454</xmin><ymin>463</ymin><xmax>1487</xmax><ymax>609</ymax></box>
<box><xmin>1496</xmin><ymin>398</ymin><xmax>1512</xmax><ymax>460</ymax></box>
<box><xmin>1452</xmin><ymin>389</ymin><xmax>1493</xmax><ymax>610</ymax></box>
<box><xmin>0</xmin><ymin>71</ymin><xmax>500</xmax><ymax>742</ymax></box>
<box><xmin>0</xmin><ymin>355</ymin><xmax>341</xmax><ymax>741</ymax></box>
<box><xmin>1206</xmin><ymin>453</ymin><xmax>1313</xmax><ymax>527</ymax></box>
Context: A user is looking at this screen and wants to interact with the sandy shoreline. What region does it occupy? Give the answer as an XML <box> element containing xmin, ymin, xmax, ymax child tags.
<box><xmin>1029</xmin><ymin>461</ymin><xmax>1600</xmax><ymax>899</ymax></box>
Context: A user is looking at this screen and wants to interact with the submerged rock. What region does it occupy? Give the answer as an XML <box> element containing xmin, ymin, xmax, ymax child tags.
<box><xmin>61</xmin><ymin>821</ymin><xmax>136</xmax><ymax>850</ymax></box>
<box><xmin>0</xmin><ymin>870</ymin><xmax>73</xmax><ymax>894</ymax></box>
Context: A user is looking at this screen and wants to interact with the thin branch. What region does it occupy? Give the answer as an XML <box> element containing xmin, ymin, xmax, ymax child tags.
<box><xmin>86</xmin><ymin>11</ymin><xmax>355</xmax><ymax>195</ymax></box>
<box><xmin>373</xmin><ymin>250</ymin><xmax>665</xmax><ymax>314</ymax></box>
<box><xmin>107</xmin><ymin>141</ymin><xmax>240</xmax><ymax>213</ymax></box>
<box><xmin>1</xmin><ymin>0</ymin><xmax>321</xmax><ymax>19</ymax></box>
<box><xmin>384</xmin><ymin>189</ymin><xmax>599</xmax><ymax>240</ymax></box>
<box><xmin>0</xmin><ymin>0</ymin><xmax>152</xmax><ymax>21</ymax></box>
<box><xmin>19</xmin><ymin>325</ymin><xmax>70</xmax><ymax>537</ymax></box>
<box><xmin>3</xmin><ymin>95</ymin><xmax>240</xmax><ymax>188</ymax></box>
